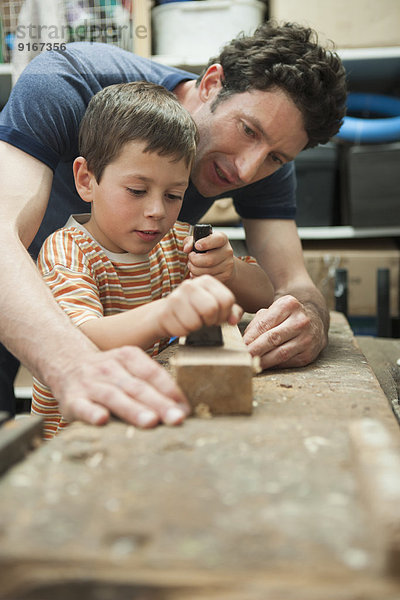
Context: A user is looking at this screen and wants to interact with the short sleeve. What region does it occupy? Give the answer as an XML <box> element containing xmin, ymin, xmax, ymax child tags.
<box><xmin>0</xmin><ymin>43</ymin><xmax>196</xmax><ymax>172</ymax></box>
<box><xmin>231</xmin><ymin>162</ymin><xmax>297</xmax><ymax>220</ymax></box>
<box><xmin>37</xmin><ymin>230</ymin><xmax>104</xmax><ymax>327</ymax></box>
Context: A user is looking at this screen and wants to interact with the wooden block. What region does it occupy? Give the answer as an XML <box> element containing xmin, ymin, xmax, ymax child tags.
<box><xmin>170</xmin><ymin>323</ymin><xmax>254</xmax><ymax>415</ymax></box>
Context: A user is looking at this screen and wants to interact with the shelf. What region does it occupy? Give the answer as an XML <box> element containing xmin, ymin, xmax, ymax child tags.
<box><xmin>152</xmin><ymin>46</ymin><xmax>400</xmax><ymax>74</ymax></box>
<box><xmin>0</xmin><ymin>64</ymin><xmax>12</xmax><ymax>74</ymax></box>
<box><xmin>299</xmin><ymin>226</ymin><xmax>400</xmax><ymax>240</ymax></box>
<box><xmin>337</xmin><ymin>46</ymin><xmax>400</xmax><ymax>60</ymax></box>
<box><xmin>216</xmin><ymin>226</ymin><xmax>400</xmax><ymax>241</ymax></box>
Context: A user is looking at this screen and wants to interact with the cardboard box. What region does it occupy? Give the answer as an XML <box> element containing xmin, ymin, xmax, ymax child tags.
<box><xmin>302</xmin><ymin>239</ymin><xmax>400</xmax><ymax>316</ymax></box>
<box><xmin>269</xmin><ymin>0</ymin><xmax>400</xmax><ymax>48</ymax></box>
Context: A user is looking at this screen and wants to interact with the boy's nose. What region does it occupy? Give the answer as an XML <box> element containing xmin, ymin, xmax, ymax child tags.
<box><xmin>235</xmin><ymin>146</ymin><xmax>268</xmax><ymax>184</ymax></box>
<box><xmin>144</xmin><ymin>195</ymin><xmax>166</xmax><ymax>218</ymax></box>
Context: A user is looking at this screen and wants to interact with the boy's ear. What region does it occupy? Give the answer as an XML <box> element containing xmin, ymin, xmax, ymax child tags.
<box><xmin>198</xmin><ymin>63</ymin><xmax>224</xmax><ymax>104</ymax></box>
<box><xmin>73</xmin><ymin>156</ymin><xmax>96</xmax><ymax>203</ymax></box>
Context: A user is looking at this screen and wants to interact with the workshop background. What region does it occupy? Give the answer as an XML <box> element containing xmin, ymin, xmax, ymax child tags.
<box><xmin>3</xmin><ymin>5</ymin><xmax>400</xmax><ymax>595</ymax></box>
<box><xmin>1</xmin><ymin>0</ymin><xmax>400</xmax><ymax>345</ymax></box>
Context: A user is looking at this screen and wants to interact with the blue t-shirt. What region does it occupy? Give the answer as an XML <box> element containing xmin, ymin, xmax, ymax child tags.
<box><xmin>0</xmin><ymin>42</ymin><xmax>296</xmax><ymax>258</ymax></box>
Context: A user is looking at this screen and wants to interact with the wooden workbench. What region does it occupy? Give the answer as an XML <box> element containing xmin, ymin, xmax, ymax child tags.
<box><xmin>1</xmin><ymin>312</ymin><xmax>400</xmax><ymax>599</ymax></box>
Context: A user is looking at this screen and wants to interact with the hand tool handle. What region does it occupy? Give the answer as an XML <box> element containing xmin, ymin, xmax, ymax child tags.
<box><xmin>193</xmin><ymin>224</ymin><xmax>213</xmax><ymax>253</ymax></box>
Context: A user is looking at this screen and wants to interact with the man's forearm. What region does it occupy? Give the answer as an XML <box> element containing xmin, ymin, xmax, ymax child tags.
<box><xmin>0</xmin><ymin>229</ymin><xmax>97</xmax><ymax>389</ymax></box>
<box><xmin>0</xmin><ymin>144</ymin><xmax>95</xmax><ymax>391</ymax></box>
<box><xmin>226</xmin><ymin>258</ymin><xmax>275</xmax><ymax>314</ymax></box>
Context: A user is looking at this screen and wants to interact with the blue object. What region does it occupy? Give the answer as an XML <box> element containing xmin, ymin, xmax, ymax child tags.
<box><xmin>337</xmin><ymin>93</ymin><xmax>400</xmax><ymax>144</ymax></box>
<box><xmin>6</xmin><ymin>33</ymin><xmax>14</xmax><ymax>51</ymax></box>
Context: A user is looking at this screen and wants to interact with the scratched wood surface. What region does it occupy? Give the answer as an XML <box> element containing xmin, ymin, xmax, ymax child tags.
<box><xmin>1</xmin><ymin>312</ymin><xmax>400</xmax><ymax>599</ymax></box>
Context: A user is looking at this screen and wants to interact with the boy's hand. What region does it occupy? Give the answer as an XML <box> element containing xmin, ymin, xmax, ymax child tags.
<box><xmin>159</xmin><ymin>274</ymin><xmax>242</xmax><ymax>338</ymax></box>
<box><xmin>183</xmin><ymin>231</ymin><xmax>236</xmax><ymax>284</ymax></box>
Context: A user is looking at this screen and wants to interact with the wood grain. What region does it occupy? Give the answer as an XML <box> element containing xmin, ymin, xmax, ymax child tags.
<box><xmin>1</xmin><ymin>313</ymin><xmax>400</xmax><ymax>599</ymax></box>
<box><xmin>171</xmin><ymin>323</ymin><xmax>254</xmax><ymax>415</ymax></box>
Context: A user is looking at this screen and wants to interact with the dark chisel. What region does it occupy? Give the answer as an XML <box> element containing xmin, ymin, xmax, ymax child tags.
<box><xmin>187</xmin><ymin>224</ymin><xmax>224</xmax><ymax>347</ymax></box>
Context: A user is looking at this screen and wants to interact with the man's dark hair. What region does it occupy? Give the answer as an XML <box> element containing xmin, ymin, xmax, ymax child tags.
<box><xmin>79</xmin><ymin>81</ymin><xmax>198</xmax><ymax>182</ymax></box>
<box><xmin>197</xmin><ymin>21</ymin><xmax>347</xmax><ymax>149</ymax></box>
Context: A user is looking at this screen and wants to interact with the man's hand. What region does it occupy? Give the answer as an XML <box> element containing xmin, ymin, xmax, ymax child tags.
<box><xmin>51</xmin><ymin>346</ymin><xmax>191</xmax><ymax>429</ymax></box>
<box><xmin>242</xmin><ymin>295</ymin><xmax>328</xmax><ymax>370</ymax></box>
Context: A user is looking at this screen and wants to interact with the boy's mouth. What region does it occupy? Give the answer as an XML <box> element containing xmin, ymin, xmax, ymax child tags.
<box><xmin>135</xmin><ymin>230</ymin><xmax>161</xmax><ymax>242</ymax></box>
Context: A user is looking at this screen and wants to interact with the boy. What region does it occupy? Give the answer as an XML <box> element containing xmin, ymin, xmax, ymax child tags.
<box><xmin>32</xmin><ymin>82</ymin><xmax>274</xmax><ymax>439</ymax></box>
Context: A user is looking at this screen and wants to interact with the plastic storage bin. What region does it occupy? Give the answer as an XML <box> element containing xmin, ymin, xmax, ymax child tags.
<box><xmin>152</xmin><ymin>0</ymin><xmax>266</xmax><ymax>60</ymax></box>
<box><xmin>339</xmin><ymin>141</ymin><xmax>400</xmax><ymax>227</ymax></box>
<box><xmin>294</xmin><ymin>143</ymin><xmax>339</xmax><ymax>227</ymax></box>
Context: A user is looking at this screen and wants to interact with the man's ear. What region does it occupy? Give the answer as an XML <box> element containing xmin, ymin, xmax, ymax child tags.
<box><xmin>197</xmin><ymin>64</ymin><xmax>225</xmax><ymax>103</ymax></box>
<box><xmin>73</xmin><ymin>156</ymin><xmax>96</xmax><ymax>204</ymax></box>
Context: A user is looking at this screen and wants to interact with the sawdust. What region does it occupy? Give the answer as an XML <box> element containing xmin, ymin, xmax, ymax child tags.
<box><xmin>194</xmin><ymin>403</ymin><xmax>213</xmax><ymax>419</ymax></box>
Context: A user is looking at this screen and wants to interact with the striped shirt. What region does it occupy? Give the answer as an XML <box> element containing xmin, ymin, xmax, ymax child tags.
<box><xmin>32</xmin><ymin>215</ymin><xmax>191</xmax><ymax>439</ymax></box>
<box><xmin>32</xmin><ymin>215</ymin><xmax>257</xmax><ymax>440</ymax></box>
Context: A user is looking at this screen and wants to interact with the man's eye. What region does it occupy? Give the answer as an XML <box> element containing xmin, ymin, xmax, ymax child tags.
<box><xmin>270</xmin><ymin>154</ymin><xmax>283</xmax><ymax>166</ymax></box>
<box><xmin>243</xmin><ymin>123</ymin><xmax>255</xmax><ymax>137</ymax></box>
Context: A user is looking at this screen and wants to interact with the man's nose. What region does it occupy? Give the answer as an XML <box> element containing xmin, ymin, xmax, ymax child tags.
<box><xmin>235</xmin><ymin>146</ymin><xmax>268</xmax><ymax>184</ymax></box>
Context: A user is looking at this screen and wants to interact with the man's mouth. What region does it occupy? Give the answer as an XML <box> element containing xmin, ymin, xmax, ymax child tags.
<box><xmin>215</xmin><ymin>165</ymin><xmax>231</xmax><ymax>184</ymax></box>
<box><xmin>214</xmin><ymin>163</ymin><xmax>239</xmax><ymax>187</ymax></box>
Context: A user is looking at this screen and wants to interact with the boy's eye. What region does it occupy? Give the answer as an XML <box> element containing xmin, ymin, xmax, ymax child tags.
<box><xmin>166</xmin><ymin>193</ymin><xmax>183</xmax><ymax>201</ymax></box>
<box><xmin>127</xmin><ymin>188</ymin><xmax>146</xmax><ymax>196</ymax></box>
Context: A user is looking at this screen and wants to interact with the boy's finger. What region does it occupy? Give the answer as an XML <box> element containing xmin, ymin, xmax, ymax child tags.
<box><xmin>193</xmin><ymin>231</ymin><xmax>226</xmax><ymax>253</ymax></box>
<box><xmin>194</xmin><ymin>276</ymin><xmax>237</xmax><ymax>324</ymax></box>
<box><xmin>182</xmin><ymin>236</ymin><xmax>194</xmax><ymax>254</ymax></box>
<box><xmin>227</xmin><ymin>303</ymin><xmax>244</xmax><ymax>325</ymax></box>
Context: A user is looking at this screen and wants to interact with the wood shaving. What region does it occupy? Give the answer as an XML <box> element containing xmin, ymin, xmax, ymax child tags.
<box><xmin>194</xmin><ymin>403</ymin><xmax>213</xmax><ymax>419</ymax></box>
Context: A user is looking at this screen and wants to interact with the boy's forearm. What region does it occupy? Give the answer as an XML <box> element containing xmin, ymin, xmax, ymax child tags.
<box><xmin>79</xmin><ymin>300</ymin><xmax>167</xmax><ymax>351</ymax></box>
<box><xmin>226</xmin><ymin>258</ymin><xmax>274</xmax><ymax>313</ymax></box>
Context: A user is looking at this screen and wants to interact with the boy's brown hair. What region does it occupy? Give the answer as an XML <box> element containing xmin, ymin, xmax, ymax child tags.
<box><xmin>79</xmin><ymin>81</ymin><xmax>198</xmax><ymax>182</ymax></box>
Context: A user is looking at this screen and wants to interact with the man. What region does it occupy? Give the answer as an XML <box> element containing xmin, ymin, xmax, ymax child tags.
<box><xmin>0</xmin><ymin>21</ymin><xmax>347</xmax><ymax>426</ymax></box>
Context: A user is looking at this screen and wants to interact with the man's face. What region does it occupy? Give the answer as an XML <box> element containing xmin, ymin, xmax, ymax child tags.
<box><xmin>190</xmin><ymin>84</ymin><xmax>308</xmax><ymax>198</ymax></box>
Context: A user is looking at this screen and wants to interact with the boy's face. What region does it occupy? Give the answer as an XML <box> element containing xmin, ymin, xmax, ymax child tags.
<box><xmin>84</xmin><ymin>141</ymin><xmax>190</xmax><ymax>254</ymax></box>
